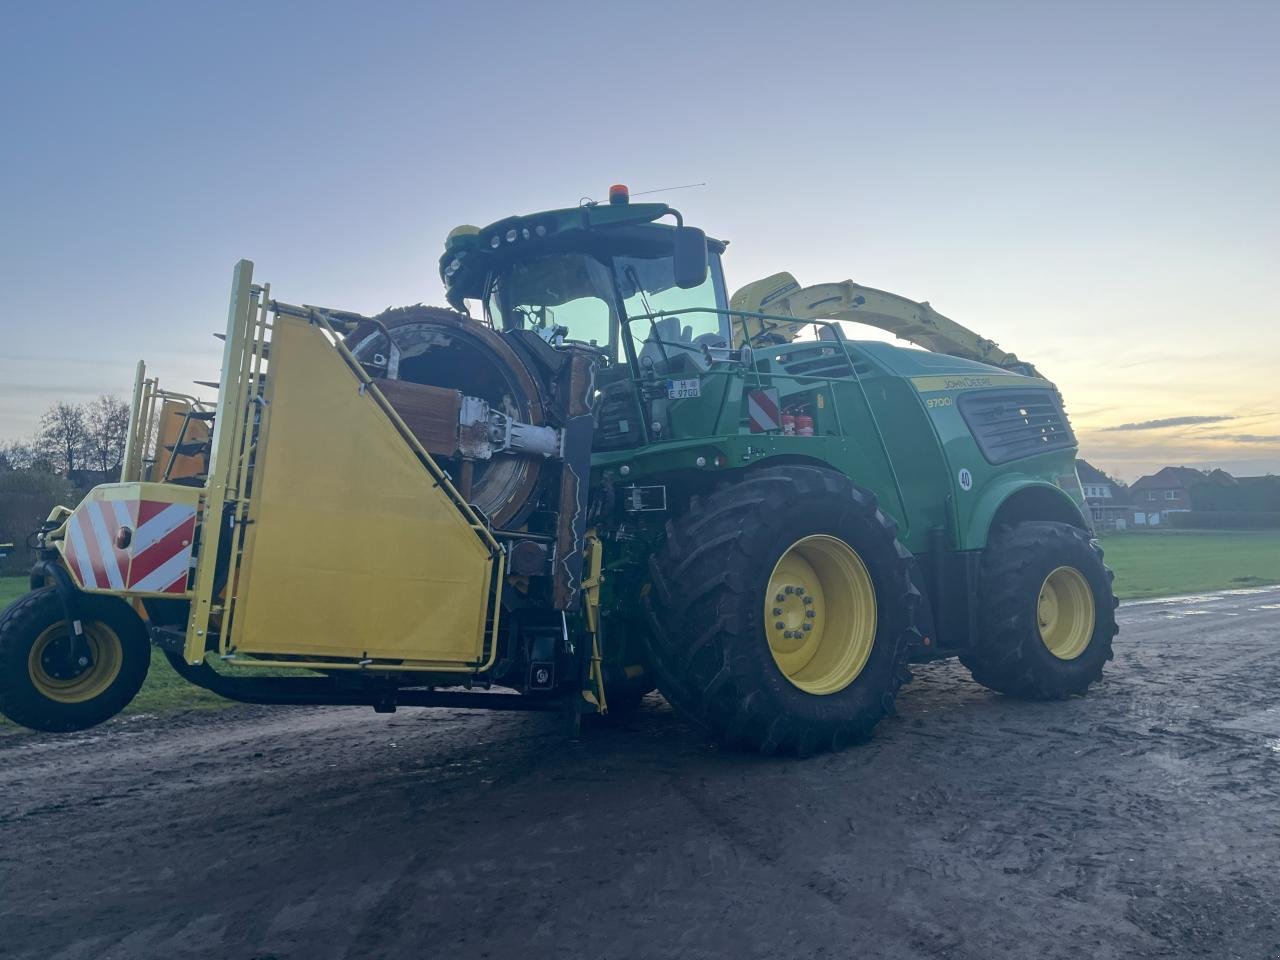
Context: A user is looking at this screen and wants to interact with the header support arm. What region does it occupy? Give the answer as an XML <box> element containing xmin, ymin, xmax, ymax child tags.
<box><xmin>731</xmin><ymin>273</ymin><xmax>1041</xmax><ymax>378</ymax></box>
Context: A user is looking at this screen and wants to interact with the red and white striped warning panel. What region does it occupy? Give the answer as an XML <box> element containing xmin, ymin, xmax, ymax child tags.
<box><xmin>63</xmin><ymin>496</ymin><xmax>197</xmax><ymax>595</ymax></box>
<box><xmin>747</xmin><ymin>388</ymin><xmax>781</xmax><ymax>433</ymax></box>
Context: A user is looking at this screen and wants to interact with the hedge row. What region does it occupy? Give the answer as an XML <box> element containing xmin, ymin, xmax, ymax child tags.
<box><xmin>0</xmin><ymin>469</ymin><xmax>76</xmax><ymax>575</ymax></box>
<box><xmin>1167</xmin><ymin>510</ymin><xmax>1280</xmax><ymax>530</ymax></box>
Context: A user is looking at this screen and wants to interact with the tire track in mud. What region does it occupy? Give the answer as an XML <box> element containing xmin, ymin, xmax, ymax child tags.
<box><xmin>1</xmin><ymin>586</ymin><xmax>1279</xmax><ymax>960</ymax></box>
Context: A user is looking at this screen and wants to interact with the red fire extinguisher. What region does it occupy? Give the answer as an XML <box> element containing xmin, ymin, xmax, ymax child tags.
<box><xmin>795</xmin><ymin>414</ymin><xmax>814</xmax><ymax>437</ymax></box>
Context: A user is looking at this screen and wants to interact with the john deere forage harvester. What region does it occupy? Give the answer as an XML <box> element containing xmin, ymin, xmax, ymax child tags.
<box><xmin>0</xmin><ymin>185</ymin><xmax>1116</xmax><ymax>753</ymax></box>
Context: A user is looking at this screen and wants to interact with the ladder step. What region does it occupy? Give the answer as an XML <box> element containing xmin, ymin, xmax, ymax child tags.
<box><xmin>165</xmin><ymin>441</ymin><xmax>211</xmax><ymax>456</ymax></box>
<box><xmin>167</xmin><ymin>408</ymin><xmax>216</xmax><ymax>421</ymax></box>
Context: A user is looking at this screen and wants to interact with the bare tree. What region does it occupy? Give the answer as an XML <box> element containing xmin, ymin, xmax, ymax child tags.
<box><xmin>35</xmin><ymin>402</ymin><xmax>88</xmax><ymax>476</ymax></box>
<box><xmin>84</xmin><ymin>395</ymin><xmax>130</xmax><ymax>478</ymax></box>
<box><xmin>1</xmin><ymin>441</ymin><xmax>32</xmax><ymax>471</ymax></box>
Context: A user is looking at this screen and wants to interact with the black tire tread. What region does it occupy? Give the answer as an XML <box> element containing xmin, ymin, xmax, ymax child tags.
<box><xmin>0</xmin><ymin>587</ymin><xmax>151</xmax><ymax>733</ymax></box>
<box><xmin>962</xmin><ymin>521</ymin><xmax>1118</xmax><ymax>700</ymax></box>
<box><xmin>643</xmin><ymin>465</ymin><xmax>919</xmax><ymax>755</ymax></box>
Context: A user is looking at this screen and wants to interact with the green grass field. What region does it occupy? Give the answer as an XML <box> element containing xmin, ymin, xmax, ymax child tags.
<box><xmin>2</xmin><ymin>529</ymin><xmax>1278</xmax><ymax>728</ymax></box>
<box><xmin>1098</xmin><ymin>529</ymin><xmax>1280</xmax><ymax>600</ymax></box>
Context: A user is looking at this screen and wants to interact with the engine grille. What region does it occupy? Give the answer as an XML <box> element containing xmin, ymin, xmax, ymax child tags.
<box><xmin>958</xmin><ymin>389</ymin><xmax>1076</xmax><ymax>464</ymax></box>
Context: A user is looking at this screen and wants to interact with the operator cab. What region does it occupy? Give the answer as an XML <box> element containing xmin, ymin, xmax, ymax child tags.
<box><xmin>484</xmin><ymin>226</ymin><xmax>730</xmax><ymax>372</ymax></box>
<box><xmin>439</xmin><ymin>187</ymin><xmax>731</xmax><ymax>448</ymax></box>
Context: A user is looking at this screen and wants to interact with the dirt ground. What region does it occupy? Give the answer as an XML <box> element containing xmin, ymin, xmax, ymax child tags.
<box><xmin>2</xmin><ymin>587</ymin><xmax>1279</xmax><ymax>960</ymax></box>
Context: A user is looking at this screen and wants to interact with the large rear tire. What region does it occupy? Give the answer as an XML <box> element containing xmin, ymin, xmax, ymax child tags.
<box><xmin>0</xmin><ymin>588</ymin><xmax>151</xmax><ymax>733</ymax></box>
<box><xmin>962</xmin><ymin>521</ymin><xmax>1117</xmax><ymax>699</ymax></box>
<box><xmin>644</xmin><ymin>465</ymin><xmax>919</xmax><ymax>755</ymax></box>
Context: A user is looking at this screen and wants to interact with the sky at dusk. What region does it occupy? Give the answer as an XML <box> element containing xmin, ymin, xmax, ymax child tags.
<box><xmin>1</xmin><ymin>0</ymin><xmax>1277</xmax><ymax>480</ymax></box>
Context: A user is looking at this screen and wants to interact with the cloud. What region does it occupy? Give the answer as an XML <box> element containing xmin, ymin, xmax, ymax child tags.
<box><xmin>1100</xmin><ymin>415</ymin><xmax>1236</xmax><ymax>432</ymax></box>
<box><xmin>1200</xmin><ymin>433</ymin><xmax>1280</xmax><ymax>444</ymax></box>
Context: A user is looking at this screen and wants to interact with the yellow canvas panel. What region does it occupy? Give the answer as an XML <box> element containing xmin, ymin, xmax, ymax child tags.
<box><xmin>230</xmin><ymin>315</ymin><xmax>496</xmax><ymax>666</ymax></box>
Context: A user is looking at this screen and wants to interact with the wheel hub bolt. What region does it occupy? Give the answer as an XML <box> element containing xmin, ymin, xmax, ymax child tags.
<box><xmin>772</xmin><ymin>607</ymin><xmax>783</xmax><ymax>616</ymax></box>
<box><xmin>803</xmin><ymin>596</ymin><xmax>813</xmax><ymax>606</ymax></box>
<box><xmin>78</xmin><ymin>656</ymin><xmax>90</xmax><ymax>667</ymax></box>
<box><xmin>802</xmin><ymin>623</ymin><xmax>813</xmax><ymax>632</ymax></box>
<box><xmin>794</xmin><ymin>587</ymin><xmax>805</xmax><ymax>596</ymax></box>
<box><xmin>806</xmin><ymin>609</ymin><xmax>816</xmax><ymax>618</ymax></box>
<box><xmin>776</xmin><ymin>593</ymin><xmax>785</xmax><ymax>602</ymax></box>
<box><xmin>784</xmin><ymin>586</ymin><xmax>795</xmax><ymax>595</ymax></box>
<box><xmin>775</xmin><ymin>621</ymin><xmax>785</xmax><ymax>630</ymax></box>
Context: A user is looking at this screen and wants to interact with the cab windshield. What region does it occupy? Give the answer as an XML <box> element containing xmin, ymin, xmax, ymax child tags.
<box><xmin>488</xmin><ymin>253</ymin><xmax>618</xmax><ymax>352</ymax></box>
<box><xmin>486</xmin><ymin>245</ymin><xmax>729</xmax><ymax>366</ymax></box>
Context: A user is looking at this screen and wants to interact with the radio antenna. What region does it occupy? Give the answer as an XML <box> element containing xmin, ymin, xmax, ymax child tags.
<box><xmin>629</xmin><ymin>182</ymin><xmax>707</xmax><ymax>198</ymax></box>
<box><xmin>578</xmin><ymin>182</ymin><xmax>707</xmax><ymax>207</ymax></box>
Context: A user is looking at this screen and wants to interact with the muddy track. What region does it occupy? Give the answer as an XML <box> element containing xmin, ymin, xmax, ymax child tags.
<box><xmin>2</xmin><ymin>587</ymin><xmax>1279</xmax><ymax>960</ymax></box>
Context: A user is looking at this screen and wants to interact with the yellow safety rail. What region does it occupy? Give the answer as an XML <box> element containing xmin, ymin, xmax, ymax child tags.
<box><xmin>120</xmin><ymin>362</ymin><xmax>214</xmax><ymax>485</ymax></box>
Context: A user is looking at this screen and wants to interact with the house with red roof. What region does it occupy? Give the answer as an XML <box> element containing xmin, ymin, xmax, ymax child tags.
<box><xmin>1128</xmin><ymin>466</ymin><xmax>1206</xmax><ymax>525</ymax></box>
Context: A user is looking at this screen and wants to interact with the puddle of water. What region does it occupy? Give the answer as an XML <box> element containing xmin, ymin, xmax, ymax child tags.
<box><xmin>1223</xmin><ymin>706</ymin><xmax>1280</xmax><ymax>740</ymax></box>
<box><xmin>1147</xmin><ymin>595</ymin><xmax>1221</xmax><ymax>606</ymax></box>
<box><xmin>1126</xmin><ymin>586</ymin><xmax>1280</xmax><ymax>606</ymax></box>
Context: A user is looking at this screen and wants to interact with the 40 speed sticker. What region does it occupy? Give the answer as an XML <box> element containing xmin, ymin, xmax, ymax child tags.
<box><xmin>958</xmin><ymin>468</ymin><xmax>974</xmax><ymax>491</ymax></box>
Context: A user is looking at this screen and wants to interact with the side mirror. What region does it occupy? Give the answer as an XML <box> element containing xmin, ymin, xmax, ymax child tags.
<box><xmin>672</xmin><ymin>226</ymin><xmax>708</xmax><ymax>289</ymax></box>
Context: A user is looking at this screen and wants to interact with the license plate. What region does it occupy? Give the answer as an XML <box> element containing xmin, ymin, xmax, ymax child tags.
<box><xmin>667</xmin><ymin>378</ymin><xmax>701</xmax><ymax>400</ymax></box>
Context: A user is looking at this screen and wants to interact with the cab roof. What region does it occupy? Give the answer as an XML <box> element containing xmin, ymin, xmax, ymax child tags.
<box><xmin>438</xmin><ymin>200</ymin><xmax>723</xmax><ymax>309</ymax></box>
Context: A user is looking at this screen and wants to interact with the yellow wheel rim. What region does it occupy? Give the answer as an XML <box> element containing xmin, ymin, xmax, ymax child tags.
<box><xmin>27</xmin><ymin>622</ymin><xmax>124</xmax><ymax>703</ymax></box>
<box><xmin>1037</xmin><ymin>566</ymin><xmax>1096</xmax><ymax>660</ymax></box>
<box><xmin>764</xmin><ymin>535</ymin><xmax>877</xmax><ymax>695</ymax></box>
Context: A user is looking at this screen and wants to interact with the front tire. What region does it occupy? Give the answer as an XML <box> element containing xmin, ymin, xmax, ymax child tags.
<box><xmin>0</xmin><ymin>588</ymin><xmax>151</xmax><ymax>732</ymax></box>
<box><xmin>644</xmin><ymin>465</ymin><xmax>920</xmax><ymax>755</ymax></box>
<box><xmin>962</xmin><ymin>521</ymin><xmax>1117</xmax><ymax>699</ymax></box>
